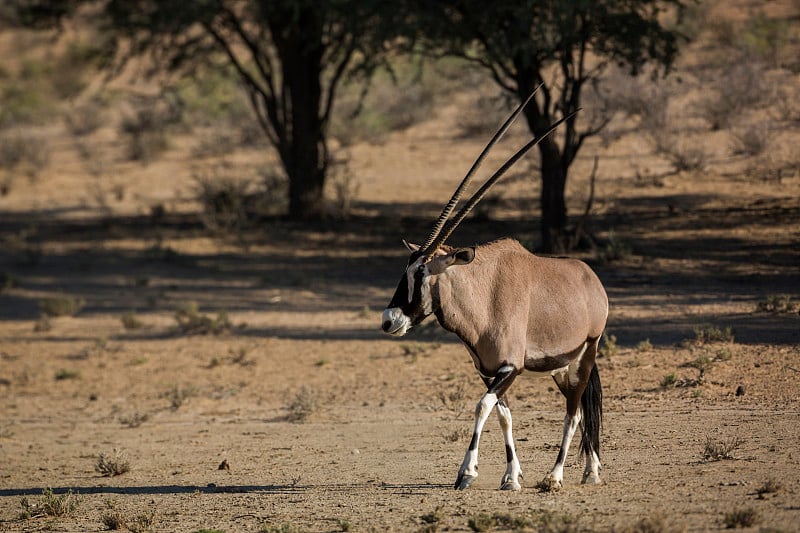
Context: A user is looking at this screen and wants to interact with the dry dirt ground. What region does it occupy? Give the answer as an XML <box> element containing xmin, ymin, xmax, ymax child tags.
<box><xmin>2</xmin><ymin>12</ymin><xmax>800</xmax><ymax>533</ymax></box>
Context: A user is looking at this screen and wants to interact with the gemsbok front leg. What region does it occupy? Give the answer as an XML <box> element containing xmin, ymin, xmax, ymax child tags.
<box><xmin>455</xmin><ymin>365</ymin><xmax>518</xmax><ymax>490</ymax></box>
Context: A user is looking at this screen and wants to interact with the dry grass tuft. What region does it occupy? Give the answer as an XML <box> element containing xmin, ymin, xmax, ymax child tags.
<box><xmin>286</xmin><ymin>386</ymin><xmax>319</xmax><ymax>423</ymax></box>
<box><xmin>19</xmin><ymin>488</ymin><xmax>81</xmax><ymax>518</ymax></box>
<box><xmin>95</xmin><ymin>449</ymin><xmax>131</xmax><ymax>477</ymax></box>
<box><xmin>703</xmin><ymin>435</ymin><xmax>744</xmax><ymax>461</ymax></box>
<box><xmin>722</xmin><ymin>507</ymin><xmax>759</xmax><ymax>529</ymax></box>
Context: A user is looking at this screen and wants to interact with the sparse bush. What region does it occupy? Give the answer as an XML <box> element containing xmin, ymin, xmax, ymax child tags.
<box><xmin>715</xmin><ymin>346</ymin><xmax>732</xmax><ymax>362</ymax></box>
<box><xmin>328</xmin><ymin>160</ymin><xmax>360</xmax><ymax>219</ymax></box>
<box><xmin>39</xmin><ymin>295</ymin><xmax>85</xmax><ymax>317</ymax></box>
<box><xmin>96</xmin><ymin>449</ymin><xmax>131</xmax><ymax>477</ymax></box>
<box><xmin>730</xmin><ymin>123</ymin><xmax>771</xmax><ymax>157</ymax></box>
<box><xmin>65</xmin><ymin>101</ymin><xmax>105</xmax><ymax>137</ymax></box>
<box><xmin>120</xmin><ymin>96</ymin><xmax>178</xmax><ymax>163</ymax></box>
<box><xmin>699</xmin><ymin>63</ymin><xmax>769</xmax><ymax>131</ymax></box>
<box><xmin>286</xmin><ymin>386</ymin><xmax>319</xmax><ymax>422</ymax></box>
<box><xmin>119</xmin><ymin>411</ymin><xmax>149</xmax><ymax>428</ymax></box>
<box><xmin>598</xmin><ymin>232</ymin><xmax>633</xmax><ymax>263</ymax></box>
<box><xmin>121</xmin><ymin>311</ymin><xmax>144</xmax><ymax>330</ymax></box>
<box><xmin>599</xmin><ymin>333</ymin><xmax>619</xmax><ymax>358</ymax></box>
<box><xmin>194</xmin><ymin>164</ymin><xmax>288</xmax><ymax>230</ymax></box>
<box><xmin>0</xmin><ymin>131</ymin><xmax>50</xmax><ymax>179</ymax></box>
<box><xmin>101</xmin><ymin>509</ymin><xmax>127</xmax><ymax>530</ymax></box>
<box><xmin>34</xmin><ymin>315</ymin><xmax>52</xmax><ymax>332</ymax></box>
<box><xmin>703</xmin><ymin>435</ymin><xmax>744</xmax><ymax>461</ymax></box>
<box><xmin>418</xmin><ymin>506</ymin><xmax>444</xmax><ymax>533</ymax></box>
<box><xmin>757</xmin><ymin>294</ymin><xmax>796</xmax><ymax>314</ymax></box>
<box><xmin>688</xmin><ymin>354</ymin><xmax>713</xmax><ymax>376</ymax></box>
<box><xmin>738</xmin><ymin>12</ymin><xmax>791</xmax><ymax>67</ymax></box>
<box><xmin>174</xmin><ymin>302</ymin><xmax>232</xmax><ymax>335</ymax></box>
<box><xmin>19</xmin><ymin>488</ymin><xmax>82</xmax><ymax>518</ymax></box>
<box><xmin>652</xmin><ymin>137</ymin><xmax>709</xmax><ymax>173</ymax></box>
<box><xmin>127</xmin><ymin>510</ymin><xmax>157</xmax><ymax>533</ymax></box>
<box><xmin>163</xmin><ymin>384</ymin><xmax>198</xmax><ymax>411</ymax></box>
<box><xmin>660</xmin><ymin>373</ymin><xmax>676</xmax><ymax>388</ymax></box>
<box><xmin>722</xmin><ymin>507</ymin><xmax>759</xmax><ymax>529</ymax></box>
<box><xmin>616</xmin><ymin>514</ymin><xmax>681</xmax><ymax>533</ymax></box>
<box><xmin>693</xmin><ymin>324</ymin><xmax>733</xmax><ymax>344</ymax></box>
<box><xmin>195</xmin><ymin>173</ymin><xmax>253</xmax><ymax>233</ymax></box>
<box><xmin>456</xmin><ymin>94</ymin><xmax>511</xmax><ymax>138</ymax></box>
<box><xmin>756</xmin><ymin>479</ymin><xmax>782</xmax><ymax>496</ymax></box>
<box><xmin>635</xmin><ymin>339</ymin><xmax>653</xmax><ymax>353</ymax></box>
<box><xmin>55</xmin><ymin>369</ymin><xmax>80</xmax><ymax>381</ymax></box>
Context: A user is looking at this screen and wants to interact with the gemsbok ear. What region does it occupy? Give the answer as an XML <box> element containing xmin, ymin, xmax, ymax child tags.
<box><xmin>429</xmin><ymin>247</ymin><xmax>475</xmax><ymax>274</ymax></box>
<box><xmin>453</xmin><ymin>247</ymin><xmax>475</xmax><ymax>265</ymax></box>
<box><xmin>403</xmin><ymin>240</ymin><xmax>420</xmax><ymax>252</ymax></box>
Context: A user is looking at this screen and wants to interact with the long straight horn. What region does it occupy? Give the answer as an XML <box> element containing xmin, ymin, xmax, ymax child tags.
<box><xmin>420</xmin><ymin>85</ymin><xmax>542</xmax><ymax>254</ymax></box>
<box><xmin>426</xmin><ymin>109</ymin><xmax>580</xmax><ymax>252</ymax></box>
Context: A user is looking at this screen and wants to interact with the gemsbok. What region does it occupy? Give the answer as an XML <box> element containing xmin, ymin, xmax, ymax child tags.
<box><xmin>381</xmin><ymin>90</ymin><xmax>608</xmax><ymax>491</ymax></box>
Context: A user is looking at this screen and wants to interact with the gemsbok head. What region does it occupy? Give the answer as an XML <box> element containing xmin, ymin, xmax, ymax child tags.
<box><xmin>381</xmin><ymin>90</ymin><xmax>608</xmax><ymax>491</ymax></box>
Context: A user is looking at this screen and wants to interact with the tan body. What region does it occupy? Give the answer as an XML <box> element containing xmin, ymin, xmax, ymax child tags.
<box><xmin>432</xmin><ymin>239</ymin><xmax>608</xmax><ymax>378</ymax></box>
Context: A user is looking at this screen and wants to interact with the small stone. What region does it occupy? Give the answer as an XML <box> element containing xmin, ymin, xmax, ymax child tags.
<box><xmin>735</xmin><ymin>385</ymin><xmax>745</xmax><ymax>396</ymax></box>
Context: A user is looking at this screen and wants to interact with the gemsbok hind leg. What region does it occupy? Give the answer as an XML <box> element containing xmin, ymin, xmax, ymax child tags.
<box><xmin>542</xmin><ymin>340</ymin><xmax>602</xmax><ymax>491</ymax></box>
<box><xmin>496</xmin><ymin>397</ymin><xmax>523</xmax><ymax>490</ymax></box>
<box><xmin>580</xmin><ymin>338</ymin><xmax>603</xmax><ymax>485</ymax></box>
<box><xmin>455</xmin><ymin>365</ymin><xmax>518</xmax><ymax>490</ymax></box>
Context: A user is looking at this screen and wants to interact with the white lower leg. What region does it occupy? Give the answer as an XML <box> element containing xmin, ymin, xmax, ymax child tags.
<box><xmin>496</xmin><ymin>401</ymin><xmax>523</xmax><ymax>490</ymax></box>
<box><xmin>544</xmin><ymin>410</ymin><xmax>581</xmax><ymax>489</ymax></box>
<box><xmin>456</xmin><ymin>392</ymin><xmax>497</xmax><ymax>486</ymax></box>
<box><xmin>582</xmin><ymin>449</ymin><xmax>602</xmax><ymax>484</ymax></box>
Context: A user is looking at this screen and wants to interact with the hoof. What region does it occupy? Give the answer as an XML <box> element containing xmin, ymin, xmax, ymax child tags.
<box><xmin>500</xmin><ymin>480</ymin><xmax>522</xmax><ymax>491</ymax></box>
<box><xmin>454</xmin><ymin>473</ymin><xmax>477</xmax><ymax>490</ymax></box>
<box><xmin>581</xmin><ymin>472</ymin><xmax>602</xmax><ymax>485</ymax></box>
<box><xmin>536</xmin><ymin>475</ymin><xmax>562</xmax><ymax>493</ymax></box>
<box><xmin>500</xmin><ymin>473</ymin><xmax>522</xmax><ymax>491</ymax></box>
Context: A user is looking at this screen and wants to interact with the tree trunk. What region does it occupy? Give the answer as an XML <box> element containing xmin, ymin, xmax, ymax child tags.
<box><xmin>271</xmin><ymin>9</ymin><xmax>327</xmax><ymax>219</ymax></box>
<box><xmin>539</xmin><ymin>135</ymin><xmax>569</xmax><ymax>254</ymax></box>
<box><xmin>519</xmin><ymin>86</ymin><xmax>569</xmax><ymax>254</ymax></box>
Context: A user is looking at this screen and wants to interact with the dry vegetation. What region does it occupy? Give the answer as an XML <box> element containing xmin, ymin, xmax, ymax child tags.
<box><xmin>0</xmin><ymin>1</ymin><xmax>799</xmax><ymax>531</ymax></box>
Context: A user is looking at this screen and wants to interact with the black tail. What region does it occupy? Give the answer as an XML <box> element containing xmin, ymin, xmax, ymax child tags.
<box><xmin>579</xmin><ymin>363</ymin><xmax>602</xmax><ymax>458</ymax></box>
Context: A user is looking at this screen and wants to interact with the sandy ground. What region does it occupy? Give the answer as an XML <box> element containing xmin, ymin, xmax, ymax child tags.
<box><xmin>2</xmin><ymin>4</ymin><xmax>800</xmax><ymax>530</ymax></box>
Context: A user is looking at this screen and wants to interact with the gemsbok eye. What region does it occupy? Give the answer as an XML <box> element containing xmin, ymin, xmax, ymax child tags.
<box><xmin>381</xmin><ymin>87</ymin><xmax>607</xmax><ymax>493</ymax></box>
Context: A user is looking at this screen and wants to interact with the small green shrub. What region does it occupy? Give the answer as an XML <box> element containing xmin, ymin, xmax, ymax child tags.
<box><xmin>286</xmin><ymin>386</ymin><xmax>319</xmax><ymax>423</ymax></box>
<box><xmin>723</xmin><ymin>507</ymin><xmax>759</xmax><ymax>529</ymax></box>
<box><xmin>660</xmin><ymin>373</ymin><xmax>676</xmax><ymax>388</ymax></box>
<box><xmin>688</xmin><ymin>354</ymin><xmax>713</xmax><ymax>376</ymax></box>
<box><xmin>635</xmin><ymin>338</ymin><xmax>653</xmax><ymax>352</ymax></box>
<box><xmin>693</xmin><ymin>324</ymin><xmax>733</xmax><ymax>344</ymax></box>
<box><xmin>163</xmin><ymin>384</ymin><xmax>198</xmax><ymax>411</ymax></box>
<box><xmin>120</xmin><ymin>311</ymin><xmax>144</xmax><ymax>330</ymax></box>
<box><xmin>174</xmin><ymin>302</ymin><xmax>232</xmax><ymax>335</ymax></box>
<box><xmin>55</xmin><ymin>369</ymin><xmax>80</xmax><ymax>381</ymax></box>
<box><xmin>599</xmin><ymin>333</ymin><xmax>618</xmax><ymax>358</ymax></box>
<box><xmin>757</xmin><ymin>294</ymin><xmax>796</xmax><ymax>314</ymax></box>
<box><xmin>119</xmin><ymin>411</ymin><xmax>149</xmax><ymax>428</ymax></box>
<box><xmin>39</xmin><ymin>295</ymin><xmax>85</xmax><ymax>317</ymax></box>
